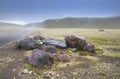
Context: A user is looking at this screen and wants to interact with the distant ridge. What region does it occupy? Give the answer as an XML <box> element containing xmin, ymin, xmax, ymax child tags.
<box><xmin>25</xmin><ymin>16</ymin><xmax>120</xmax><ymax>29</ymax></box>
<box><xmin>0</xmin><ymin>22</ymin><xmax>21</xmax><ymax>26</ymax></box>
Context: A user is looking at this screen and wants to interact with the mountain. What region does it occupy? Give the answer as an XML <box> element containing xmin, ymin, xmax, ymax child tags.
<box><xmin>25</xmin><ymin>22</ymin><xmax>43</xmax><ymax>27</ymax></box>
<box><xmin>0</xmin><ymin>22</ymin><xmax>21</xmax><ymax>26</ymax></box>
<box><xmin>26</xmin><ymin>16</ymin><xmax>120</xmax><ymax>29</ymax></box>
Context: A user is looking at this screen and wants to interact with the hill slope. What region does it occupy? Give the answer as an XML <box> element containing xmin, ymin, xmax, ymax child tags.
<box><xmin>0</xmin><ymin>22</ymin><xmax>21</xmax><ymax>26</ymax></box>
<box><xmin>26</xmin><ymin>16</ymin><xmax>120</xmax><ymax>29</ymax></box>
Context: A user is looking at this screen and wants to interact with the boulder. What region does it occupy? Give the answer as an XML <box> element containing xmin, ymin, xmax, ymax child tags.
<box><xmin>54</xmin><ymin>54</ymin><xmax>69</xmax><ymax>62</ymax></box>
<box><xmin>71</xmin><ymin>48</ymin><xmax>77</xmax><ymax>52</ymax></box>
<box><xmin>65</xmin><ymin>35</ymin><xmax>87</xmax><ymax>50</ymax></box>
<box><xmin>42</xmin><ymin>38</ymin><xmax>66</xmax><ymax>48</ymax></box>
<box><xmin>84</xmin><ymin>43</ymin><xmax>95</xmax><ymax>53</ymax></box>
<box><xmin>28</xmin><ymin>49</ymin><xmax>53</xmax><ymax>67</ymax></box>
<box><xmin>40</xmin><ymin>45</ymin><xmax>57</xmax><ymax>54</ymax></box>
<box><xmin>16</xmin><ymin>38</ymin><xmax>43</xmax><ymax>50</ymax></box>
<box><xmin>33</xmin><ymin>35</ymin><xmax>45</xmax><ymax>41</ymax></box>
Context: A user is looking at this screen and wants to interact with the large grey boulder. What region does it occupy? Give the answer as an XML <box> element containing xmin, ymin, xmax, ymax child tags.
<box><xmin>65</xmin><ymin>35</ymin><xmax>87</xmax><ymax>50</ymax></box>
<box><xmin>28</xmin><ymin>49</ymin><xmax>53</xmax><ymax>67</ymax></box>
<box><xmin>16</xmin><ymin>38</ymin><xmax>43</xmax><ymax>50</ymax></box>
<box><xmin>42</xmin><ymin>38</ymin><xmax>66</xmax><ymax>48</ymax></box>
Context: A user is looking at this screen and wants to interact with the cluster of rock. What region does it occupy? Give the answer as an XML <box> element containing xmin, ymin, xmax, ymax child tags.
<box><xmin>16</xmin><ymin>35</ymin><xmax>95</xmax><ymax>67</ymax></box>
<box><xmin>16</xmin><ymin>35</ymin><xmax>66</xmax><ymax>50</ymax></box>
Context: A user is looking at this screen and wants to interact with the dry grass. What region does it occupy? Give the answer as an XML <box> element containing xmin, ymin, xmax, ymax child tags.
<box><xmin>0</xmin><ymin>28</ymin><xmax>120</xmax><ymax>79</ymax></box>
<box><xmin>30</xmin><ymin>28</ymin><xmax>120</xmax><ymax>38</ymax></box>
<box><xmin>30</xmin><ymin>28</ymin><xmax>120</xmax><ymax>57</ymax></box>
<box><xmin>0</xmin><ymin>26</ymin><xmax>21</xmax><ymax>31</ymax></box>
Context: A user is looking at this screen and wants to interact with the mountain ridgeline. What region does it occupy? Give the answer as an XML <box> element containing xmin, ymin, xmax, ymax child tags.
<box><xmin>1</xmin><ymin>16</ymin><xmax>120</xmax><ymax>29</ymax></box>
<box><xmin>0</xmin><ymin>22</ymin><xmax>21</xmax><ymax>27</ymax></box>
<box><xmin>26</xmin><ymin>16</ymin><xmax>120</xmax><ymax>29</ymax></box>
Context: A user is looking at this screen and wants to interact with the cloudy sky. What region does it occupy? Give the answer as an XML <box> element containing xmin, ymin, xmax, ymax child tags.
<box><xmin>0</xmin><ymin>0</ymin><xmax>120</xmax><ymax>24</ymax></box>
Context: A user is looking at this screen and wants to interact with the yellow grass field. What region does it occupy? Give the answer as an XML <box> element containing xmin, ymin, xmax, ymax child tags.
<box><xmin>0</xmin><ymin>26</ymin><xmax>21</xmax><ymax>31</ymax></box>
<box><xmin>30</xmin><ymin>28</ymin><xmax>120</xmax><ymax>57</ymax></box>
<box><xmin>31</xmin><ymin>28</ymin><xmax>120</xmax><ymax>38</ymax></box>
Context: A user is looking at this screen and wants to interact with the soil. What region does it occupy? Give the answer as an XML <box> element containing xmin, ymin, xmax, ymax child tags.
<box><xmin>0</xmin><ymin>42</ymin><xmax>120</xmax><ymax>79</ymax></box>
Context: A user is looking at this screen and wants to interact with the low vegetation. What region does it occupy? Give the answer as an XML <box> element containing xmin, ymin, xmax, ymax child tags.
<box><xmin>0</xmin><ymin>26</ymin><xmax>21</xmax><ymax>31</ymax></box>
<box><xmin>0</xmin><ymin>28</ymin><xmax>120</xmax><ymax>79</ymax></box>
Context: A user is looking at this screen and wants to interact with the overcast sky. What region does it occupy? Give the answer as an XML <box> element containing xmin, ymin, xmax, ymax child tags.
<box><xmin>0</xmin><ymin>0</ymin><xmax>120</xmax><ymax>24</ymax></box>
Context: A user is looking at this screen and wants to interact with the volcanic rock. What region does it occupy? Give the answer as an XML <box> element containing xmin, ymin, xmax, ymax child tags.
<box><xmin>43</xmin><ymin>38</ymin><xmax>66</xmax><ymax>48</ymax></box>
<box><xmin>40</xmin><ymin>45</ymin><xmax>57</xmax><ymax>54</ymax></box>
<box><xmin>28</xmin><ymin>49</ymin><xmax>53</xmax><ymax>67</ymax></box>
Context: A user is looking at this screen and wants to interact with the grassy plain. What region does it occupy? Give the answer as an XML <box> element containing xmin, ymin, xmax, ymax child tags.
<box><xmin>31</xmin><ymin>28</ymin><xmax>120</xmax><ymax>57</ymax></box>
<box><xmin>0</xmin><ymin>28</ymin><xmax>120</xmax><ymax>79</ymax></box>
<box><xmin>0</xmin><ymin>26</ymin><xmax>21</xmax><ymax>31</ymax></box>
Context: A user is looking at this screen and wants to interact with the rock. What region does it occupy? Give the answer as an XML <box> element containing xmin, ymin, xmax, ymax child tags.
<box><xmin>16</xmin><ymin>38</ymin><xmax>43</xmax><ymax>50</ymax></box>
<box><xmin>56</xmin><ymin>74</ymin><xmax>60</xmax><ymax>78</ymax></box>
<box><xmin>33</xmin><ymin>73</ymin><xmax>37</xmax><ymax>75</ymax></box>
<box><xmin>71</xmin><ymin>48</ymin><xmax>77</xmax><ymax>52</ymax></box>
<box><xmin>55</xmin><ymin>54</ymin><xmax>69</xmax><ymax>62</ymax></box>
<box><xmin>22</xmin><ymin>69</ymin><xmax>29</xmax><ymax>74</ymax></box>
<box><xmin>43</xmin><ymin>38</ymin><xmax>66</xmax><ymax>48</ymax></box>
<box><xmin>40</xmin><ymin>45</ymin><xmax>57</xmax><ymax>54</ymax></box>
<box><xmin>22</xmin><ymin>69</ymin><xmax>33</xmax><ymax>74</ymax></box>
<box><xmin>28</xmin><ymin>49</ymin><xmax>53</xmax><ymax>67</ymax></box>
<box><xmin>76</xmin><ymin>72</ymin><xmax>82</xmax><ymax>77</ymax></box>
<box><xmin>28</xmin><ymin>71</ymin><xmax>33</xmax><ymax>74</ymax></box>
<box><xmin>44</xmin><ymin>75</ymin><xmax>51</xmax><ymax>79</ymax></box>
<box><xmin>65</xmin><ymin>35</ymin><xmax>87</xmax><ymax>50</ymax></box>
<box><xmin>43</xmin><ymin>72</ymin><xmax>51</xmax><ymax>79</ymax></box>
<box><xmin>33</xmin><ymin>35</ymin><xmax>45</xmax><ymax>41</ymax></box>
<box><xmin>84</xmin><ymin>43</ymin><xmax>95</xmax><ymax>53</ymax></box>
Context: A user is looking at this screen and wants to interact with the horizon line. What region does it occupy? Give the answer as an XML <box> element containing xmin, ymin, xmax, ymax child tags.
<box><xmin>0</xmin><ymin>15</ymin><xmax>120</xmax><ymax>25</ymax></box>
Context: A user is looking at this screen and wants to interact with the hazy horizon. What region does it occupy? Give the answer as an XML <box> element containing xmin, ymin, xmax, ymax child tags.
<box><xmin>0</xmin><ymin>16</ymin><xmax>120</xmax><ymax>25</ymax></box>
<box><xmin>0</xmin><ymin>0</ymin><xmax>120</xmax><ymax>24</ymax></box>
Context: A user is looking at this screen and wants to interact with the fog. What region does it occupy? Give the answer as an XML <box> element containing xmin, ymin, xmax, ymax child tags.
<box><xmin>0</xmin><ymin>27</ymin><xmax>36</xmax><ymax>47</ymax></box>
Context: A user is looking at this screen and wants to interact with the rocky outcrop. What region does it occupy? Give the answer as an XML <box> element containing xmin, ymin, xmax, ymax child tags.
<box><xmin>16</xmin><ymin>35</ymin><xmax>96</xmax><ymax>67</ymax></box>
<box><xmin>42</xmin><ymin>38</ymin><xmax>66</xmax><ymax>48</ymax></box>
<box><xmin>65</xmin><ymin>35</ymin><xmax>87</xmax><ymax>50</ymax></box>
<box><xmin>65</xmin><ymin>35</ymin><xmax>95</xmax><ymax>53</ymax></box>
<box><xmin>40</xmin><ymin>45</ymin><xmax>57</xmax><ymax>54</ymax></box>
<box><xmin>33</xmin><ymin>35</ymin><xmax>45</xmax><ymax>41</ymax></box>
<box><xmin>16</xmin><ymin>38</ymin><xmax>43</xmax><ymax>50</ymax></box>
<box><xmin>28</xmin><ymin>49</ymin><xmax>53</xmax><ymax>67</ymax></box>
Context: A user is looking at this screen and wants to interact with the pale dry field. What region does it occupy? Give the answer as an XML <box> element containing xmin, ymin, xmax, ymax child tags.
<box><xmin>31</xmin><ymin>28</ymin><xmax>120</xmax><ymax>57</ymax></box>
<box><xmin>31</xmin><ymin>28</ymin><xmax>120</xmax><ymax>39</ymax></box>
<box><xmin>0</xmin><ymin>28</ymin><xmax>120</xmax><ymax>79</ymax></box>
<box><xmin>0</xmin><ymin>26</ymin><xmax>21</xmax><ymax>31</ymax></box>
